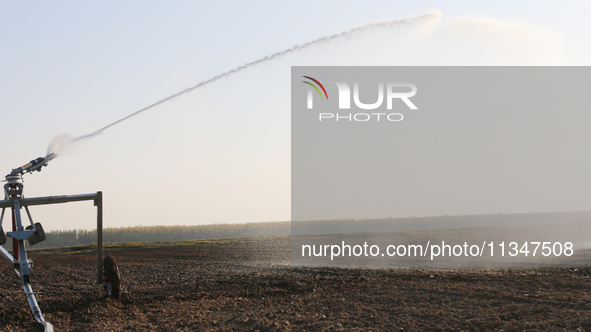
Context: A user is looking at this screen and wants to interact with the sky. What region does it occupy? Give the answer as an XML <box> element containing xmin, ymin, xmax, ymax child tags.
<box><xmin>0</xmin><ymin>1</ymin><xmax>590</xmax><ymax>231</ymax></box>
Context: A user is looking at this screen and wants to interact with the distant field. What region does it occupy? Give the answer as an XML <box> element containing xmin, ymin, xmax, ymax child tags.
<box><xmin>30</xmin><ymin>236</ymin><xmax>287</xmax><ymax>254</ymax></box>
<box><xmin>5</xmin><ymin>210</ymin><xmax>590</xmax><ymax>252</ymax></box>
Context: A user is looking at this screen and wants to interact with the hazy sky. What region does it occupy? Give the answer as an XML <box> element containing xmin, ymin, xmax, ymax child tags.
<box><xmin>1</xmin><ymin>1</ymin><xmax>590</xmax><ymax>231</ymax></box>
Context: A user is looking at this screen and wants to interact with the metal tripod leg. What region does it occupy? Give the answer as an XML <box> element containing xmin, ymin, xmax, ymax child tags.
<box><xmin>12</xmin><ymin>200</ymin><xmax>53</xmax><ymax>331</ymax></box>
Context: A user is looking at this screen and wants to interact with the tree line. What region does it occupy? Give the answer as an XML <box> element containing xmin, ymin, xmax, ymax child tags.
<box><xmin>2</xmin><ymin>221</ymin><xmax>290</xmax><ymax>249</ymax></box>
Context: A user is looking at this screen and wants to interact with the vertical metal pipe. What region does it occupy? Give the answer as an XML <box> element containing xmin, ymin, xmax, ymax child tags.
<box><xmin>9</xmin><ymin>183</ymin><xmax>19</xmax><ymax>260</ymax></box>
<box><xmin>95</xmin><ymin>191</ymin><xmax>103</xmax><ymax>284</ymax></box>
<box><xmin>0</xmin><ymin>207</ymin><xmax>5</xmax><ymax>226</ymax></box>
<box><xmin>12</xmin><ymin>209</ymin><xmax>18</xmax><ymax>261</ymax></box>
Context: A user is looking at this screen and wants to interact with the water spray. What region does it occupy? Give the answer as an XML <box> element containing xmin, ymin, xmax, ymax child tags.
<box><xmin>47</xmin><ymin>11</ymin><xmax>440</xmax><ymax>154</ymax></box>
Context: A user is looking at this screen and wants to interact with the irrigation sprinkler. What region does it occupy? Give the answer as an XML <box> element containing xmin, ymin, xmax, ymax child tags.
<box><xmin>0</xmin><ymin>153</ymin><xmax>110</xmax><ymax>331</ymax></box>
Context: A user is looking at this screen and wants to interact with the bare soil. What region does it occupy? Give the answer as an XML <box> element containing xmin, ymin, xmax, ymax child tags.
<box><xmin>1</xmin><ymin>237</ymin><xmax>591</xmax><ymax>331</ymax></box>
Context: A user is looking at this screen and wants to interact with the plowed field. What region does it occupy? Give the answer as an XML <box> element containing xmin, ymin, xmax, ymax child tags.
<box><xmin>1</xmin><ymin>237</ymin><xmax>591</xmax><ymax>331</ymax></box>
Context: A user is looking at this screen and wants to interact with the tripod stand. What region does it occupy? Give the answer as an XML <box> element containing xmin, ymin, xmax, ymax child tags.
<box><xmin>0</xmin><ymin>172</ymin><xmax>52</xmax><ymax>331</ymax></box>
<box><xmin>0</xmin><ymin>153</ymin><xmax>105</xmax><ymax>331</ymax></box>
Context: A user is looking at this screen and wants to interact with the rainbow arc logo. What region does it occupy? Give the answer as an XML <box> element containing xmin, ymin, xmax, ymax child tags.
<box><xmin>302</xmin><ymin>76</ymin><xmax>328</xmax><ymax>100</ymax></box>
